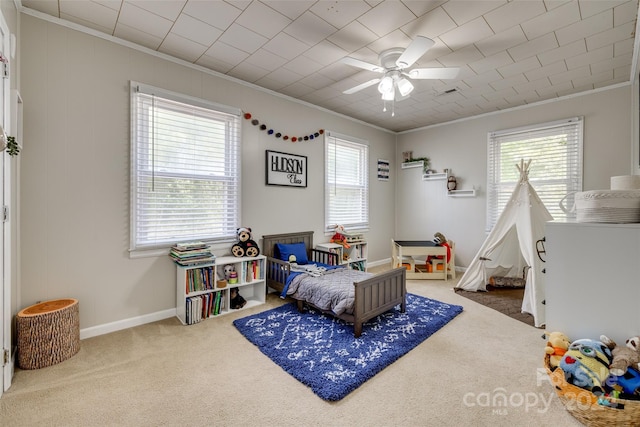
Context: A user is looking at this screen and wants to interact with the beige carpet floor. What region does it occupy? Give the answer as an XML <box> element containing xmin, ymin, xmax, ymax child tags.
<box><xmin>0</xmin><ymin>268</ymin><xmax>581</xmax><ymax>426</ymax></box>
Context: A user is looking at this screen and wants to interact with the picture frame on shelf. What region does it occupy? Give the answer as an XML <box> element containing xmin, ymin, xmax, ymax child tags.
<box><xmin>265</xmin><ymin>150</ymin><xmax>307</xmax><ymax>188</ymax></box>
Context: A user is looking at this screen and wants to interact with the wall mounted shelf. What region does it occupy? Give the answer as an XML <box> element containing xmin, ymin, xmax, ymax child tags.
<box><xmin>419</xmin><ymin>170</ymin><xmax>477</xmax><ymax>197</ymax></box>
<box><xmin>447</xmin><ymin>188</ymin><xmax>476</xmax><ymax>197</ymax></box>
<box><xmin>401</xmin><ymin>161</ymin><xmax>424</xmax><ymax>169</ymax></box>
<box><xmin>422</xmin><ymin>172</ymin><xmax>447</xmax><ymax>181</ymax></box>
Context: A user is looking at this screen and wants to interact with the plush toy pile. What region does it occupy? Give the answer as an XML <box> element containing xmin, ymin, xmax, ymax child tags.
<box><xmin>545</xmin><ymin>331</ymin><xmax>640</xmax><ymax>401</ymax></box>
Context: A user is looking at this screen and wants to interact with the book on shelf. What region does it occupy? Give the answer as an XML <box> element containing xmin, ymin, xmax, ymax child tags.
<box><xmin>170</xmin><ymin>242</ymin><xmax>215</xmax><ymax>266</ymax></box>
<box><xmin>175</xmin><ymin>241</ymin><xmax>208</xmax><ymax>250</ymax></box>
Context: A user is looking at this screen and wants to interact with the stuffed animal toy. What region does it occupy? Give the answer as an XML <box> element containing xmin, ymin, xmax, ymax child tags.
<box><xmin>330</xmin><ymin>224</ymin><xmax>351</xmax><ymax>249</ymax></box>
<box><xmin>231</xmin><ymin>227</ymin><xmax>260</xmax><ymax>257</ymax></box>
<box><xmin>600</xmin><ymin>335</ymin><xmax>640</xmax><ymax>376</ymax></box>
<box><xmin>430</xmin><ymin>232</ymin><xmax>451</xmax><ymax>263</ymax></box>
<box><xmin>560</xmin><ymin>338</ymin><xmax>613</xmax><ymax>393</ymax></box>
<box><xmin>230</xmin><ymin>287</ymin><xmax>246</xmax><ymax>309</ymax></box>
<box><xmin>544</xmin><ymin>331</ymin><xmax>571</xmax><ymax>370</ymax></box>
<box><xmin>223</xmin><ymin>264</ymin><xmax>236</xmax><ymax>281</ymax></box>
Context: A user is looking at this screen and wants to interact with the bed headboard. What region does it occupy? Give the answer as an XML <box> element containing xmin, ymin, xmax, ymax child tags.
<box><xmin>261</xmin><ymin>231</ymin><xmax>314</xmax><ymax>258</ymax></box>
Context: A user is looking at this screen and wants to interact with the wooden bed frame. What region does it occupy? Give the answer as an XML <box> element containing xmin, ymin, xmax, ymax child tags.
<box><xmin>261</xmin><ymin>231</ymin><xmax>406</xmax><ymax>337</ymax></box>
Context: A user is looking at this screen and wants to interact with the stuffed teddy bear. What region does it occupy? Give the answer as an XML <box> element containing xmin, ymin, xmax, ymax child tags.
<box><xmin>230</xmin><ymin>287</ymin><xmax>247</xmax><ymax>309</ymax></box>
<box><xmin>560</xmin><ymin>338</ymin><xmax>613</xmax><ymax>393</ymax></box>
<box><xmin>600</xmin><ymin>334</ymin><xmax>640</xmax><ymax>376</ymax></box>
<box><xmin>544</xmin><ymin>331</ymin><xmax>571</xmax><ymax>370</ymax></box>
<box><xmin>330</xmin><ymin>224</ymin><xmax>351</xmax><ymax>249</ymax></box>
<box><xmin>231</xmin><ymin>227</ymin><xmax>260</xmax><ymax>257</ymax></box>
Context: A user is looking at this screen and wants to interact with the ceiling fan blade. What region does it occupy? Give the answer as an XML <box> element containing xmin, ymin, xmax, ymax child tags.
<box><xmin>396</xmin><ymin>36</ymin><xmax>435</xmax><ymax>68</ymax></box>
<box><xmin>343</xmin><ymin>78</ymin><xmax>381</xmax><ymax>95</ymax></box>
<box><xmin>340</xmin><ymin>57</ymin><xmax>384</xmax><ymax>73</ymax></box>
<box><xmin>408</xmin><ymin>67</ymin><xmax>460</xmax><ymax>80</ymax></box>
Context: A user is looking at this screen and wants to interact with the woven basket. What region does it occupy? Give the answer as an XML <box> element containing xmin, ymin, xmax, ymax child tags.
<box><xmin>544</xmin><ymin>354</ymin><xmax>640</xmax><ymax>426</ymax></box>
<box><xmin>574</xmin><ymin>190</ymin><xmax>640</xmax><ymax>223</ymax></box>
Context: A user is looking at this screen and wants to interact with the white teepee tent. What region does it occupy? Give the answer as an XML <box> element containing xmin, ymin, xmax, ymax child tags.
<box><xmin>455</xmin><ymin>160</ymin><xmax>553</xmax><ymax>327</ymax></box>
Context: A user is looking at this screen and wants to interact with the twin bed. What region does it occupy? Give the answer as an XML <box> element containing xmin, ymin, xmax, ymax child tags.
<box><xmin>262</xmin><ymin>231</ymin><xmax>406</xmax><ymax>337</ymax></box>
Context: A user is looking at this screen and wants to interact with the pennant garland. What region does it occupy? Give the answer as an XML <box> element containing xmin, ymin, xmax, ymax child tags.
<box><xmin>243</xmin><ymin>112</ymin><xmax>324</xmax><ymax>142</ymax></box>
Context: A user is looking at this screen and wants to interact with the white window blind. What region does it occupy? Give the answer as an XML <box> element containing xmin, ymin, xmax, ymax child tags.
<box><xmin>324</xmin><ymin>131</ymin><xmax>369</xmax><ymax>233</ymax></box>
<box><xmin>487</xmin><ymin>117</ymin><xmax>583</xmax><ymax>231</ymax></box>
<box><xmin>130</xmin><ymin>82</ymin><xmax>241</xmax><ymax>251</ymax></box>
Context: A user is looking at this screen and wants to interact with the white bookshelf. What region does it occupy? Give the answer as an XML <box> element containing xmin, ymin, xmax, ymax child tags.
<box><xmin>176</xmin><ymin>255</ymin><xmax>266</xmax><ymax>325</ymax></box>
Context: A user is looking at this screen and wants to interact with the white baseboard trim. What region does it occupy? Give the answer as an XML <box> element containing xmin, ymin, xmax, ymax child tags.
<box><xmin>80</xmin><ymin>308</ymin><xmax>177</xmax><ymax>340</ymax></box>
<box><xmin>367</xmin><ymin>258</ymin><xmax>391</xmax><ymax>268</ymax></box>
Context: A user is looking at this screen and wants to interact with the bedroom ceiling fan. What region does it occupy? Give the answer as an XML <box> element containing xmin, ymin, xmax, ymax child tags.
<box><xmin>340</xmin><ymin>36</ymin><xmax>460</xmax><ymax>116</ymax></box>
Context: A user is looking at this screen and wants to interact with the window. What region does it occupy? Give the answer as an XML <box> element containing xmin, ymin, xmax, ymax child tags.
<box><xmin>324</xmin><ymin>131</ymin><xmax>369</xmax><ymax>233</ymax></box>
<box><xmin>487</xmin><ymin>117</ymin><xmax>583</xmax><ymax>230</ymax></box>
<box><xmin>130</xmin><ymin>82</ymin><xmax>241</xmax><ymax>252</ymax></box>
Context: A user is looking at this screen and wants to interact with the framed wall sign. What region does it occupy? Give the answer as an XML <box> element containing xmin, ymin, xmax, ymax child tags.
<box><xmin>265</xmin><ymin>150</ymin><xmax>307</xmax><ymax>188</ymax></box>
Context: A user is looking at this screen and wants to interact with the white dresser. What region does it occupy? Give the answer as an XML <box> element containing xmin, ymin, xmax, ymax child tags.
<box><xmin>545</xmin><ymin>220</ymin><xmax>640</xmax><ymax>344</ymax></box>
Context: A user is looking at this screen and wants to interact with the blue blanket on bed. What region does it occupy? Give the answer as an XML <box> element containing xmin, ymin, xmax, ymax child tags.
<box><xmin>280</xmin><ymin>262</ymin><xmax>341</xmax><ymax>298</ymax></box>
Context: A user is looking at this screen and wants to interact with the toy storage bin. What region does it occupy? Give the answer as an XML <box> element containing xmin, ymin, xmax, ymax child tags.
<box><xmin>544</xmin><ymin>354</ymin><xmax>640</xmax><ymax>426</ymax></box>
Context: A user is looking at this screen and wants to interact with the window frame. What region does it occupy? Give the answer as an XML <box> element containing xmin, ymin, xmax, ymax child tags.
<box><xmin>129</xmin><ymin>82</ymin><xmax>242</xmax><ymax>255</ymax></box>
<box><xmin>486</xmin><ymin>117</ymin><xmax>583</xmax><ymax>231</ymax></box>
<box><xmin>324</xmin><ymin>131</ymin><xmax>370</xmax><ymax>234</ymax></box>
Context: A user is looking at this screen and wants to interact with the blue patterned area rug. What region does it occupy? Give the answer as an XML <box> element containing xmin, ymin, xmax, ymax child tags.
<box><xmin>233</xmin><ymin>293</ymin><xmax>463</xmax><ymax>401</ymax></box>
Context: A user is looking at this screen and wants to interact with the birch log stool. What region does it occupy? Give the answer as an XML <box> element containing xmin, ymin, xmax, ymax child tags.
<box><xmin>17</xmin><ymin>298</ymin><xmax>80</xmax><ymax>369</ymax></box>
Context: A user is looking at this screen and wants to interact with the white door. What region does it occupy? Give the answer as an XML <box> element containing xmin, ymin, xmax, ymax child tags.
<box><xmin>0</xmin><ymin>11</ymin><xmax>11</xmax><ymax>396</ymax></box>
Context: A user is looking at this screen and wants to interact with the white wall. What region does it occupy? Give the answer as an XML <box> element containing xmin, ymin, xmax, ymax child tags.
<box><xmin>395</xmin><ymin>85</ymin><xmax>632</xmax><ymax>267</ymax></box>
<box><xmin>19</xmin><ymin>15</ymin><xmax>396</xmax><ymax>331</ymax></box>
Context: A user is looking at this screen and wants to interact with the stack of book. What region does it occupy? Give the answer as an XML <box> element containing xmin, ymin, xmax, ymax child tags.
<box><xmin>169</xmin><ymin>241</ymin><xmax>215</xmax><ymax>266</ymax></box>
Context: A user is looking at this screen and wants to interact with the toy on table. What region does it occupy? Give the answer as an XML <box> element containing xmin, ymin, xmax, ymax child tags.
<box><xmin>559</xmin><ymin>338</ymin><xmax>613</xmax><ymax>393</ymax></box>
<box><xmin>544</xmin><ymin>331</ymin><xmax>571</xmax><ymax>370</ymax></box>
<box><xmin>231</xmin><ymin>227</ymin><xmax>260</xmax><ymax>257</ymax></box>
<box><xmin>428</xmin><ymin>232</ymin><xmax>451</xmax><ymax>266</ymax></box>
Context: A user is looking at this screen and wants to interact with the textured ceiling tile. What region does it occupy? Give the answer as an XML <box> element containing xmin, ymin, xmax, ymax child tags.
<box><xmin>439</xmin><ymin>17</ymin><xmax>495</xmax><ymax>50</ymax></box>
<box><xmin>401</xmin><ymin>5</ymin><xmax>458</xmax><ymax>39</ymax></box>
<box><xmin>441</xmin><ymin>0</ymin><xmax>506</xmax><ymax>25</ymax></box>
<box><xmin>520</xmin><ymin>1</ymin><xmax>580</xmax><ymax>40</ymax></box>
<box><xmin>565</xmin><ymin>45</ymin><xmax>613</xmax><ymax>70</ymax></box>
<box><xmin>498</xmin><ymin>55</ymin><xmax>541</xmax><ymax>78</ymax></box>
<box><xmin>118</xmin><ymin>2</ymin><xmax>173</xmax><ymax>38</ymax></box>
<box><xmin>284</xmin><ymin>11</ymin><xmax>338</xmax><ymax>45</ymax></box>
<box><xmin>475</xmin><ymin>26</ymin><xmax>528</xmax><ymax>57</ymax></box>
<box><xmin>483</xmin><ymin>0</ymin><xmax>547</xmax><ymax>33</ymax></box>
<box><xmin>218</xmin><ymin>23</ymin><xmax>268</xmax><ymax>54</ymax></box>
<box><xmin>537</xmin><ymin>39</ymin><xmax>586</xmax><ymax>65</ymax></box>
<box><xmin>356</xmin><ymin>1</ymin><xmax>416</xmax><ymax>37</ymax></box>
<box><xmin>159</xmin><ymin>33</ymin><xmax>207</xmax><ymax>63</ymax></box>
<box><xmin>585</xmin><ymin>20</ymin><xmax>635</xmax><ymax>51</ymax></box>
<box><xmin>171</xmin><ymin>14</ymin><xmax>222</xmax><ymax>46</ymax></box>
<box><xmin>469</xmin><ymin>50</ymin><xmax>513</xmax><ymax>74</ymax></box>
<box><xmin>327</xmin><ymin>21</ymin><xmax>380</xmax><ymax>53</ymax></box>
<box><xmin>555</xmin><ymin>9</ymin><xmax>612</xmax><ymax>46</ymax></box>
<box><xmin>262</xmin><ymin>32</ymin><xmax>309</xmax><ymax>60</ymax></box>
<box><xmin>183</xmin><ymin>1</ymin><xmax>243</xmax><ymax>31</ymax></box>
<box><xmin>236</xmin><ymin>1</ymin><xmax>292</xmax><ymax>38</ymax></box>
<box><xmin>508</xmin><ymin>32</ymin><xmax>558</xmax><ymax>62</ymax></box>
<box><xmin>309</xmin><ymin>0</ymin><xmax>371</xmax><ymax>28</ymax></box>
<box><xmin>128</xmin><ymin>0</ymin><xmax>185</xmax><ymax>21</ymax></box>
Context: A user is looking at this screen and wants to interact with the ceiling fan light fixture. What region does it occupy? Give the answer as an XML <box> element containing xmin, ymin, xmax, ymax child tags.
<box><xmin>381</xmin><ymin>88</ymin><xmax>395</xmax><ymax>101</ymax></box>
<box><xmin>396</xmin><ymin>77</ymin><xmax>414</xmax><ymax>97</ymax></box>
<box><xmin>378</xmin><ymin>75</ymin><xmax>394</xmax><ymax>95</ymax></box>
